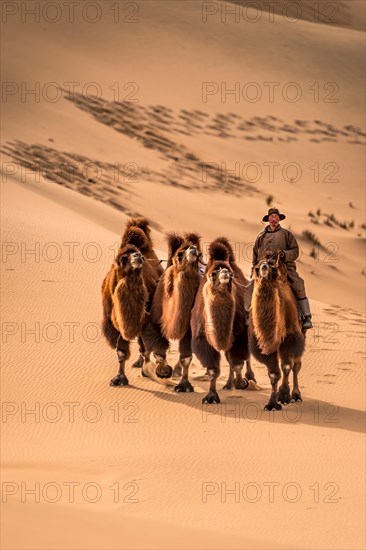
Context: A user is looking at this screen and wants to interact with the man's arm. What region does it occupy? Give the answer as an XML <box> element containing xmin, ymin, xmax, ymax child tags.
<box><xmin>283</xmin><ymin>231</ymin><xmax>299</xmax><ymax>262</ymax></box>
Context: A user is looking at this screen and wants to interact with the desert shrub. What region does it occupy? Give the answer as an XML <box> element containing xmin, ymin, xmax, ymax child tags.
<box><xmin>302</xmin><ymin>230</ymin><xmax>322</xmax><ymax>247</ymax></box>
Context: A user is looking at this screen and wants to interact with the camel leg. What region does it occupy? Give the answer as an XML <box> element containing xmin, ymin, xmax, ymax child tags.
<box><xmin>192</xmin><ymin>336</ymin><xmax>221</xmax><ymax>403</ymax></box>
<box><xmin>131</xmin><ymin>336</ymin><xmax>147</xmax><ymax>369</ymax></box>
<box><xmin>278</xmin><ymin>361</ymin><xmax>292</xmax><ymax>405</ymax></box>
<box><xmin>244</xmin><ymin>357</ymin><xmax>256</xmax><ymax>383</ymax></box>
<box><xmin>174</xmin><ymin>329</ymin><xmax>194</xmax><ymax>392</ymax></box>
<box><xmin>154</xmin><ymin>354</ymin><xmax>173</xmax><ymax>379</ymax></box>
<box><xmin>203</xmin><ymin>367</ymin><xmax>221</xmax><ymax>404</ymax></box>
<box><xmin>174</xmin><ymin>357</ymin><xmax>194</xmax><ymax>393</ymax></box>
<box><xmin>140</xmin><ymin>351</ymin><xmax>154</xmax><ymax>378</ymax></box>
<box><xmin>110</xmin><ymin>337</ymin><xmax>130</xmax><ymax>387</ymax></box>
<box><xmin>172</xmin><ymin>362</ymin><xmax>182</xmax><ymax>378</ymax></box>
<box><xmin>291</xmin><ymin>360</ymin><xmax>302</xmax><ymax>402</ymax></box>
<box><xmin>242</xmin><ymin>325</ymin><xmax>256</xmax><ymax>383</ymax></box>
<box><xmin>232</xmin><ymin>365</ymin><xmax>248</xmax><ymax>389</ymax></box>
<box><xmin>224</xmin><ymin>337</ymin><xmax>248</xmax><ymax>390</ymax></box>
<box><xmin>264</xmin><ymin>354</ymin><xmax>282</xmax><ymax>411</ymax></box>
<box><xmin>222</xmin><ymin>366</ymin><xmax>235</xmax><ymax>390</ymax></box>
<box><xmin>223</xmin><ymin>351</ymin><xmax>247</xmax><ymax>390</ymax></box>
<box><xmin>173</xmin><ymin>327</ymin><xmax>192</xmax><ymax>378</ymax></box>
<box><xmin>141</xmin><ymin>322</ymin><xmax>172</xmax><ymax>379</ymax></box>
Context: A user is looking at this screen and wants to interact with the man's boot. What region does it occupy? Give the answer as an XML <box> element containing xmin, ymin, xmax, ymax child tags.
<box><xmin>298</xmin><ymin>297</ymin><xmax>313</xmax><ymax>330</ymax></box>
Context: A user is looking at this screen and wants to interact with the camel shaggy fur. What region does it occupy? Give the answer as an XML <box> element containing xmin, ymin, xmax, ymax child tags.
<box><xmin>101</xmin><ymin>218</ymin><xmax>163</xmax><ymax>386</ymax></box>
<box><xmin>249</xmin><ymin>255</ymin><xmax>305</xmax><ymax>410</ymax></box>
<box><xmin>188</xmin><ymin>237</ymin><xmax>255</xmax><ymax>403</ymax></box>
<box><xmin>141</xmin><ymin>232</ymin><xmax>202</xmax><ymax>381</ymax></box>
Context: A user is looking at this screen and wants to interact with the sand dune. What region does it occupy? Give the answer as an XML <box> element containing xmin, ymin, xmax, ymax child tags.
<box><xmin>228</xmin><ymin>0</ymin><xmax>365</xmax><ymax>31</ymax></box>
<box><xmin>1</xmin><ymin>178</ymin><xmax>365</xmax><ymax>550</ymax></box>
<box><xmin>1</xmin><ymin>1</ymin><xmax>365</xmax><ymax>311</ymax></box>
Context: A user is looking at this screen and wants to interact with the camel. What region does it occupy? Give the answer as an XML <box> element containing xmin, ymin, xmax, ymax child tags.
<box><xmin>141</xmin><ymin>232</ymin><xmax>202</xmax><ymax>382</ymax></box>
<box><xmin>101</xmin><ymin>217</ymin><xmax>163</xmax><ymax>386</ymax></box>
<box><xmin>188</xmin><ymin>237</ymin><xmax>256</xmax><ymax>403</ymax></box>
<box><xmin>249</xmin><ymin>254</ymin><xmax>305</xmax><ymax>410</ymax></box>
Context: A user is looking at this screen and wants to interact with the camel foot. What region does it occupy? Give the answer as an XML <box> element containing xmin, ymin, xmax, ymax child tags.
<box><xmin>264</xmin><ymin>400</ymin><xmax>282</xmax><ymax>411</ymax></box>
<box><xmin>222</xmin><ymin>382</ymin><xmax>235</xmax><ymax>390</ymax></box>
<box><xmin>110</xmin><ymin>374</ymin><xmax>129</xmax><ymax>387</ymax></box>
<box><xmin>174</xmin><ymin>379</ymin><xmax>194</xmax><ymax>393</ymax></box>
<box><xmin>156</xmin><ymin>365</ymin><xmax>173</xmax><ymax>379</ymax></box>
<box><xmin>202</xmin><ymin>391</ymin><xmax>220</xmax><ymax>404</ymax></box>
<box><xmin>291</xmin><ymin>390</ymin><xmax>302</xmax><ymax>402</ymax></box>
<box><xmin>172</xmin><ymin>363</ymin><xmax>182</xmax><ymax>378</ymax></box>
<box><xmin>234</xmin><ymin>378</ymin><xmax>249</xmax><ymax>390</ymax></box>
<box><xmin>278</xmin><ymin>386</ymin><xmax>291</xmax><ymax>405</ymax></box>
<box><xmin>245</xmin><ymin>371</ymin><xmax>257</xmax><ymax>384</ymax></box>
<box><xmin>131</xmin><ymin>355</ymin><xmax>143</xmax><ymax>369</ymax></box>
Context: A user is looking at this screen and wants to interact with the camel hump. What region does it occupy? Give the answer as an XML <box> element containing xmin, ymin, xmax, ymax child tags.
<box><xmin>125</xmin><ymin>217</ymin><xmax>152</xmax><ymax>237</ymax></box>
<box><xmin>121</xmin><ymin>226</ymin><xmax>150</xmax><ymax>252</ymax></box>
<box><xmin>208</xmin><ymin>237</ymin><xmax>233</xmax><ymax>262</ymax></box>
<box><xmin>183</xmin><ymin>232</ymin><xmax>201</xmax><ymax>249</ymax></box>
<box><xmin>122</xmin><ymin>217</ymin><xmax>152</xmax><ymax>248</ymax></box>
<box><xmin>166</xmin><ymin>232</ymin><xmax>184</xmax><ymax>261</ymax></box>
<box><xmin>209</xmin><ymin>237</ymin><xmax>235</xmax><ymax>262</ymax></box>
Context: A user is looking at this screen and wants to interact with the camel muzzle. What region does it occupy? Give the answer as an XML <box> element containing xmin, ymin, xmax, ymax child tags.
<box><xmin>186</xmin><ymin>246</ymin><xmax>198</xmax><ymax>263</ymax></box>
<box><xmin>130</xmin><ymin>252</ymin><xmax>144</xmax><ymax>269</ymax></box>
<box><xmin>218</xmin><ymin>268</ymin><xmax>232</xmax><ymax>284</ymax></box>
<box><xmin>259</xmin><ymin>263</ymin><xmax>269</xmax><ymax>277</ymax></box>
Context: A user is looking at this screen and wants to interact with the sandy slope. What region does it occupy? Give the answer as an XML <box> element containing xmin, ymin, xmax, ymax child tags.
<box><xmin>1</xmin><ymin>179</ymin><xmax>365</xmax><ymax>550</ymax></box>
<box><xmin>1</xmin><ymin>1</ymin><xmax>365</xmax><ymax>312</ymax></box>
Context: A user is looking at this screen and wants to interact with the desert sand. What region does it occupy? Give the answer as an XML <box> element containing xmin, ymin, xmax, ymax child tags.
<box><xmin>1</xmin><ymin>1</ymin><xmax>365</xmax><ymax>549</ymax></box>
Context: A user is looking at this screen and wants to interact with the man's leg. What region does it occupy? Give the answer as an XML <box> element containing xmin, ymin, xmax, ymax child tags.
<box><xmin>287</xmin><ymin>269</ymin><xmax>313</xmax><ymax>330</ymax></box>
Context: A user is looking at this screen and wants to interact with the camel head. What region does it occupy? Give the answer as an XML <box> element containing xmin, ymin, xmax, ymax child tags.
<box><xmin>114</xmin><ymin>245</ymin><xmax>144</xmax><ymax>275</ymax></box>
<box><xmin>167</xmin><ymin>232</ymin><xmax>201</xmax><ymax>272</ymax></box>
<box><xmin>207</xmin><ymin>260</ymin><xmax>234</xmax><ymax>292</ymax></box>
<box><xmin>175</xmin><ymin>243</ymin><xmax>200</xmax><ymax>269</ymax></box>
<box><xmin>254</xmin><ymin>259</ymin><xmax>279</xmax><ymax>282</ymax></box>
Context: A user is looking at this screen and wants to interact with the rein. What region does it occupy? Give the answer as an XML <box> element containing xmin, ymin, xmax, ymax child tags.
<box><xmin>233</xmin><ymin>277</ymin><xmax>252</xmax><ymax>289</ymax></box>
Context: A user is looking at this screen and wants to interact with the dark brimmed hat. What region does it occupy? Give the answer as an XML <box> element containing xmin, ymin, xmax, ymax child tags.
<box><xmin>262</xmin><ymin>208</ymin><xmax>286</xmax><ymax>222</ymax></box>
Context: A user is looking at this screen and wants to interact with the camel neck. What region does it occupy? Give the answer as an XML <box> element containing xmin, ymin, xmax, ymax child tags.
<box><xmin>256</xmin><ymin>278</ymin><xmax>276</xmax><ymax>297</ymax></box>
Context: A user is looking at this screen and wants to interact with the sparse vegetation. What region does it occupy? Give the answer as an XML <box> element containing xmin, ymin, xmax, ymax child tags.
<box><xmin>302</xmin><ymin>230</ymin><xmax>322</xmax><ymax>248</ymax></box>
<box><xmin>349</xmin><ymin>202</ymin><xmax>355</xmax><ymax>209</ymax></box>
<box><xmin>308</xmin><ymin>208</ymin><xmax>358</xmax><ymax>232</ymax></box>
<box><xmin>266</xmin><ymin>195</ymin><xmax>273</xmax><ymax>206</ymax></box>
<box><xmin>310</xmin><ymin>247</ymin><xmax>317</xmax><ymax>259</ymax></box>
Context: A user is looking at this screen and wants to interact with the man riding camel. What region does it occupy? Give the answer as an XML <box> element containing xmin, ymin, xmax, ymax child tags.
<box><xmin>252</xmin><ymin>207</ymin><xmax>313</xmax><ymax>330</ymax></box>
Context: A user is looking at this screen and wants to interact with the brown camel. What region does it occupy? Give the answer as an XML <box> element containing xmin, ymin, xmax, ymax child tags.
<box><xmin>101</xmin><ymin>218</ymin><xmax>163</xmax><ymax>386</ymax></box>
<box><xmin>189</xmin><ymin>237</ymin><xmax>256</xmax><ymax>403</ymax></box>
<box><xmin>141</xmin><ymin>232</ymin><xmax>202</xmax><ymax>382</ymax></box>
<box><xmin>249</xmin><ymin>254</ymin><xmax>305</xmax><ymax>410</ymax></box>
